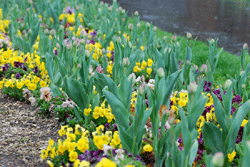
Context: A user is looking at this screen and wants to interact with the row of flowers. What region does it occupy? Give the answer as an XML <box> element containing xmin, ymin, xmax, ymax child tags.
<box><xmin>1</xmin><ymin>0</ymin><xmax>250</xmax><ymax>166</ymax></box>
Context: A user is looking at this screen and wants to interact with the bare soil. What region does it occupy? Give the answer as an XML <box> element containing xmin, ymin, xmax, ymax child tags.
<box><xmin>0</xmin><ymin>90</ymin><xmax>60</xmax><ymax>167</ymax></box>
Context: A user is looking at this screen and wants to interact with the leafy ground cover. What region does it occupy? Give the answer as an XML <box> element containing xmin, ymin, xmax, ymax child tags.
<box><xmin>1</xmin><ymin>0</ymin><xmax>250</xmax><ymax>167</ymax></box>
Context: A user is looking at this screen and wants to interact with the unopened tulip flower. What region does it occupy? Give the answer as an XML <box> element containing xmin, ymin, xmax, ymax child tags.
<box><xmin>158</xmin><ymin>68</ymin><xmax>165</xmax><ymax>78</ymax></box>
<box><xmin>243</xmin><ymin>43</ymin><xmax>248</xmax><ymax>49</ymax></box>
<box><xmin>212</xmin><ymin>152</ymin><xmax>224</xmax><ymax>167</ymax></box>
<box><xmin>123</xmin><ymin>57</ymin><xmax>130</xmax><ymax>67</ymax></box>
<box><xmin>186</xmin><ymin>32</ymin><xmax>192</xmax><ymax>39</ymax></box>
<box><xmin>224</xmin><ymin>79</ymin><xmax>232</xmax><ymax>89</ymax></box>
<box><xmin>128</xmin><ymin>23</ymin><xmax>133</xmax><ymax>30</ymax></box>
<box><xmin>172</xmin><ymin>35</ymin><xmax>177</xmax><ymax>41</ymax></box>
<box><xmin>188</xmin><ymin>82</ymin><xmax>198</xmax><ymax>94</ymax></box>
<box><xmin>200</xmin><ymin>64</ymin><xmax>207</xmax><ymax>74</ymax></box>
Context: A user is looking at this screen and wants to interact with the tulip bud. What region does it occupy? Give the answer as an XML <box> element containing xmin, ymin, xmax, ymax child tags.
<box><xmin>164</xmin><ymin>47</ymin><xmax>171</xmax><ymax>54</ymax></box>
<box><xmin>153</xmin><ymin>26</ymin><xmax>157</xmax><ymax>31</ymax></box>
<box><xmin>73</xmin><ymin>40</ymin><xmax>77</xmax><ymax>47</ymax></box>
<box><xmin>122</xmin><ymin>18</ymin><xmax>125</xmax><ymax>22</ymax></box>
<box><xmin>212</xmin><ymin>152</ymin><xmax>224</xmax><ymax>167</ymax></box>
<box><xmin>44</xmin><ymin>28</ymin><xmax>49</xmax><ymax>34</ymax></box>
<box><xmin>164</xmin><ymin>36</ymin><xmax>167</xmax><ymax>40</ymax></box>
<box><xmin>188</xmin><ymin>82</ymin><xmax>198</xmax><ymax>94</ymax></box>
<box><xmin>102</xmin><ymin>48</ymin><xmax>106</xmax><ymax>54</ymax></box>
<box><xmin>243</xmin><ymin>43</ymin><xmax>248</xmax><ymax>49</ymax></box>
<box><xmin>121</xmin><ymin>9</ymin><xmax>125</xmax><ymax>14</ymax></box>
<box><xmin>137</xmin><ymin>22</ymin><xmax>141</xmax><ymax>28</ymax></box>
<box><xmin>128</xmin><ymin>23</ymin><xmax>133</xmax><ymax>30</ymax></box>
<box><xmin>108</xmin><ymin>6</ymin><xmax>112</xmax><ymax>11</ymax></box>
<box><xmin>85</xmin><ymin>50</ymin><xmax>90</xmax><ymax>58</ymax></box>
<box><xmin>59</xmin><ymin>25</ymin><xmax>64</xmax><ymax>31</ymax></box>
<box><xmin>56</xmin><ymin>43</ymin><xmax>60</xmax><ymax>49</ymax></box>
<box><xmin>141</xmin><ymin>75</ymin><xmax>145</xmax><ymax>82</ymax></box>
<box><xmin>138</xmin><ymin>83</ymin><xmax>145</xmax><ymax>95</ymax></box>
<box><xmin>240</xmin><ymin>70</ymin><xmax>245</xmax><ymax>76</ymax></box>
<box><xmin>158</xmin><ymin>68</ymin><xmax>165</xmax><ymax>78</ymax></box>
<box><xmin>98</xmin><ymin>8</ymin><xmax>102</xmax><ymax>13</ymax></box>
<box><xmin>128</xmin><ymin>73</ymin><xmax>136</xmax><ymax>84</ymax></box>
<box><xmin>200</xmin><ymin>64</ymin><xmax>207</xmax><ymax>74</ymax></box>
<box><xmin>172</xmin><ymin>35</ymin><xmax>177</xmax><ymax>41</ymax></box>
<box><xmin>168</xmin><ymin>116</ymin><xmax>175</xmax><ymax>125</ymax></box>
<box><xmin>80</xmin><ymin>39</ymin><xmax>85</xmax><ymax>45</ymax></box>
<box><xmin>146</xmin><ymin>22</ymin><xmax>150</xmax><ymax>27</ymax></box>
<box><xmin>210</xmin><ymin>38</ymin><xmax>215</xmax><ymax>44</ymax></box>
<box><xmin>80</xmin><ymin>30</ymin><xmax>87</xmax><ymax>38</ymax></box>
<box><xmin>134</xmin><ymin>11</ymin><xmax>139</xmax><ymax>16</ymax></box>
<box><xmin>186</xmin><ymin>32</ymin><xmax>192</xmax><ymax>39</ymax></box>
<box><xmin>186</xmin><ymin>60</ymin><xmax>190</xmax><ymax>65</ymax></box>
<box><xmin>116</xmin><ymin>36</ymin><xmax>121</xmax><ymax>43</ymax></box>
<box><xmin>224</xmin><ymin>79</ymin><xmax>232</xmax><ymax>89</ymax></box>
<box><xmin>163</xmin><ymin>109</ymin><xmax>171</xmax><ymax>117</ymax></box>
<box><xmin>192</xmin><ymin>65</ymin><xmax>198</xmax><ymax>71</ymax></box>
<box><xmin>66</xmin><ymin>43</ymin><xmax>72</xmax><ymax>51</ymax></box>
<box><xmin>176</xmin><ymin>42</ymin><xmax>180</xmax><ymax>47</ymax></box>
<box><xmin>242</xmin><ymin>84</ymin><xmax>246</xmax><ymax>89</ymax></box>
<box><xmin>123</xmin><ymin>57</ymin><xmax>130</xmax><ymax>67</ymax></box>
<box><xmin>50</xmin><ymin>29</ymin><xmax>55</xmax><ymax>36</ymax></box>
<box><xmin>28</xmin><ymin>29</ymin><xmax>31</xmax><ymax>34</ymax></box>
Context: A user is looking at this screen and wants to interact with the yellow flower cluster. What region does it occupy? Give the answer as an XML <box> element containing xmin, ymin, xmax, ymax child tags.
<box><xmin>107</xmin><ymin>41</ymin><xmax>115</xmax><ymax>57</ymax></box>
<box><xmin>228</xmin><ymin>150</ymin><xmax>236</xmax><ymax>162</ymax></box>
<box><xmin>195</xmin><ymin>93</ymin><xmax>216</xmax><ymax>134</ymax></box>
<box><xmin>59</xmin><ymin>13</ymin><xmax>84</xmax><ymax>24</ymax></box>
<box><xmin>95</xmin><ymin>158</ymin><xmax>117</xmax><ymax>167</ymax></box>
<box><xmin>142</xmin><ymin>144</ymin><xmax>153</xmax><ymax>152</ymax></box>
<box><xmin>85</xmin><ymin>42</ymin><xmax>103</xmax><ymax>60</ymax></box>
<box><xmin>0</xmin><ymin>48</ymin><xmax>49</xmax><ymax>90</ymax></box>
<box><xmin>130</xmin><ymin>91</ymin><xmax>137</xmax><ymax>108</ymax></box>
<box><xmin>133</xmin><ymin>58</ymin><xmax>153</xmax><ymax>74</ymax></box>
<box><xmin>1</xmin><ymin>72</ymin><xmax>48</xmax><ymax>90</ymax></box>
<box><xmin>170</xmin><ymin>91</ymin><xmax>217</xmax><ymax>136</ymax></box>
<box><xmin>84</xmin><ymin>101</ymin><xmax>115</xmax><ymax>123</ymax></box>
<box><xmin>170</xmin><ymin>91</ymin><xmax>189</xmax><ymax>114</ymax></box>
<box><xmin>41</xmin><ymin>125</ymin><xmax>90</xmax><ymax>166</ymax></box>
<box><xmin>92</xmin><ymin>125</ymin><xmax>121</xmax><ymax>150</ymax></box>
<box><xmin>241</xmin><ymin>119</ymin><xmax>248</xmax><ymax>127</ymax></box>
<box><xmin>0</xmin><ymin>9</ymin><xmax>10</xmax><ymax>33</ymax></box>
<box><xmin>107</xmin><ymin>61</ymin><xmax>113</xmax><ymax>75</ymax></box>
<box><xmin>123</xmin><ymin>33</ymin><xmax>130</xmax><ymax>41</ymax></box>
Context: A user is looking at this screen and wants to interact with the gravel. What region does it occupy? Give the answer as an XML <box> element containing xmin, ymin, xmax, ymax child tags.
<box><xmin>0</xmin><ymin>91</ymin><xmax>60</xmax><ymax>167</ymax></box>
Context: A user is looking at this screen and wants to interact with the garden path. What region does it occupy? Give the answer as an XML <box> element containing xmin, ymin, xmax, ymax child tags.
<box><xmin>0</xmin><ymin>91</ymin><xmax>60</xmax><ymax>167</ymax></box>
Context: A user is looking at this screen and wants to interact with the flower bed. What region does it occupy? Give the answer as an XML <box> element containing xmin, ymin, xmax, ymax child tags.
<box><xmin>1</xmin><ymin>0</ymin><xmax>250</xmax><ymax>167</ymax></box>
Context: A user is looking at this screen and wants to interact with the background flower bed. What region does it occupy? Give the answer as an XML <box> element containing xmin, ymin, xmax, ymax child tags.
<box><xmin>1</xmin><ymin>0</ymin><xmax>250</xmax><ymax>167</ymax></box>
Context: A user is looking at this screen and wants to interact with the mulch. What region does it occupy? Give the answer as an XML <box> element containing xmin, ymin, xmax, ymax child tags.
<box><xmin>0</xmin><ymin>90</ymin><xmax>60</xmax><ymax>167</ymax></box>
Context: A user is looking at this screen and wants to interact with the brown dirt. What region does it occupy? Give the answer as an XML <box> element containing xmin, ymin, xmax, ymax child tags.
<box><xmin>0</xmin><ymin>90</ymin><xmax>60</xmax><ymax>167</ymax></box>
